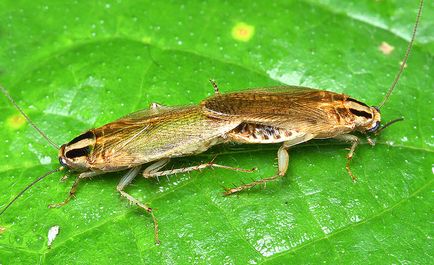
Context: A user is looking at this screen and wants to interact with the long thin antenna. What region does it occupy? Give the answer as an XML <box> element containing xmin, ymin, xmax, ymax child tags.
<box><xmin>0</xmin><ymin>85</ymin><xmax>59</xmax><ymax>149</ymax></box>
<box><xmin>378</xmin><ymin>0</ymin><xmax>424</xmax><ymax>108</ymax></box>
<box><xmin>375</xmin><ymin>117</ymin><xmax>404</xmax><ymax>135</ymax></box>
<box><xmin>0</xmin><ymin>166</ymin><xmax>64</xmax><ymax>217</ymax></box>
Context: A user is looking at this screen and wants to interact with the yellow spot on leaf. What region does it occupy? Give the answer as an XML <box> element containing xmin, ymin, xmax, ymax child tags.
<box><xmin>379</xmin><ymin>41</ymin><xmax>394</xmax><ymax>55</ymax></box>
<box><xmin>7</xmin><ymin>114</ymin><xmax>26</xmax><ymax>129</ymax></box>
<box><xmin>232</xmin><ymin>22</ymin><xmax>255</xmax><ymax>42</ymax></box>
<box><xmin>0</xmin><ymin>226</ymin><xmax>5</xmax><ymax>234</ymax></box>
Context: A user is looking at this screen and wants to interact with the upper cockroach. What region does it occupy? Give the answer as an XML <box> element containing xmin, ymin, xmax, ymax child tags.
<box><xmin>197</xmin><ymin>0</ymin><xmax>424</xmax><ymax>196</ymax></box>
<box><xmin>200</xmin><ymin>85</ymin><xmax>389</xmax><ymax>195</ymax></box>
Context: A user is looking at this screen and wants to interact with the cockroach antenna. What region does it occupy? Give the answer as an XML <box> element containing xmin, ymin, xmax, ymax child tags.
<box><xmin>0</xmin><ymin>167</ymin><xmax>65</xmax><ymax>217</ymax></box>
<box><xmin>375</xmin><ymin>117</ymin><xmax>405</xmax><ymax>136</ymax></box>
<box><xmin>0</xmin><ymin>85</ymin><xmax>59</xmax><ymax>149</ymax></box>
<box><xmin>0</xmin><ymin>84</ymin><xmax>63</xmax><ymax>216</ymax></box>
<box><xmin>378</xmin><ymin>0</ymin><xmax>424</xmax><ymax>109</ymax></box>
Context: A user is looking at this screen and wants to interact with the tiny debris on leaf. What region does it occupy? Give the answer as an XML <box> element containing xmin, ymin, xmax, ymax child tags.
<box><xmin>47</xmin><ymin>225</ymin><xmax>60</xmax><ymax>248</ymax></box>
<box><xmin>379</xmin><ymin>41</ymin><xmax>394</xmax><ymax>55</ymax></box>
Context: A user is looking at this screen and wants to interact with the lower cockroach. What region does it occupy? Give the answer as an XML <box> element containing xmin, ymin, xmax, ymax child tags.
<box><xmin>0</xmin><ymin>100</ymin><xmax>255</xmax><ymax>244</ymax></box>
<box><xmin>0</xmin><ymin>0</ymin><xmax>423</xmax><ymax>245</ymax></box>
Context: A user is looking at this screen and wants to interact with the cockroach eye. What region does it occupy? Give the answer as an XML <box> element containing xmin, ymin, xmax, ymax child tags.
<box><xmin>59</xmin><ymin>157</ymin><xmax>68</xmax><ymax>168</ymax></box>
<box><xmin>367</xmin><ymin>121</ymin><xmax>381</xmax><ymax>133</ymax></box>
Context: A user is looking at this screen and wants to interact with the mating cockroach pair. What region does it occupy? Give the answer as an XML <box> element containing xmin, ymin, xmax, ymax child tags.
<box><xmin>0</xmin><ymin>0</ymin><xmax>424</xmax><ymax>245</ymax></box>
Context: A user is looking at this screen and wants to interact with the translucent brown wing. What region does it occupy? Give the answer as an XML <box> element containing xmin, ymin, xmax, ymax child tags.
<box><xmin>88</xmin><ymin>106</ymin><xmax>239</xmax><ymax>170</ymax></box>
<box><xmin>94</xmin><ymin>105</ymin><xmax>180</xmax><ymax>151</ymax></box>
<box><xmin>116</xmin><ymin>104</ymin><xmax>176</xmax><ymax>120</ymax></box>
<box><xmin>201</xmin><ymin>85</ymin><xmax>348</xmax><ymax>131</ymax></box>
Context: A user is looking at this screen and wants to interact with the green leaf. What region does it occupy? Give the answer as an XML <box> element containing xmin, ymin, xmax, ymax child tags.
<box><xmin>0</xmin><ymin>0</ymin><xmax>433</xmax><ymax>264</ymax></box>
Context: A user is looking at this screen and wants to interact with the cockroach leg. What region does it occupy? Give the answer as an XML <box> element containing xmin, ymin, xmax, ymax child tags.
<box><xmin>142</xmin><ymin>158</ymin><xmax>256</xmax><ymax>179</ymax></box>
<box><xmin>48</xmin><ymin>177</ymin><xmax>80</xmax><ymax>208</ymax></box>
<box><xmin>223</xmin><ymin>142</ymin><xmax>291</xmax><ymax>196</ymax></box>
<box><xmin>60</xmin><ymin>175</ymin><xmax>68</xmax><ymax>182</ymax></box>
<box><xmin>116</xmin><ymin>166</ymin><xmax>160</xmax><ymax>245</ymax></box>
<box><xmin>208</xmin><ymin>79</ymin><xmax>220</xmax><ymax>94</ymax></box>
<box><xmin>148</xmin><ymin>102</ymin><xmax>172</xmax><ymax>115</ymax></box>
<box><xmin>48</xmin><ymin>171</ymin><xmax>101</xmax><ymax>208</ymax></box>
<box><xmin>149</xmin><ymin>102</ymin><xmax>169</xmax><ymax>110</ymax></box>
<box><xmin>223</xmin><ymin>174</ymin><xmax>284</xmax><ymax>196</ymax></box>
<box><xmin>334</xmin><ymin>134</ymin><xmax>360</xmax><ymax>181</ymax></box>
<box><xmin>366</xmin><ymin>136</ymin><xmax>376</xmax><ymax>146</ymax></box>
<box><xmin>142</xmin><ymin>158</ymin><xmax>171</xmax><ymax>179</ymax></box>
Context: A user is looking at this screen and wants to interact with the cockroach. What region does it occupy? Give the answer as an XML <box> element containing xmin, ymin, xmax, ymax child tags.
<box><xmin>0</xmin><ymin>100</ymin><xmax>254</xmax><ymax>244</ymax></box>
<box><xmin>197</xmin><ymin>0</ymin><xmax>424</xmax><ymax>195</ymax></box>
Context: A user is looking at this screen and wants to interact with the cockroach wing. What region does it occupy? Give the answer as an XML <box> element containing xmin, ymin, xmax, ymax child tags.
<box><xmin>88</xmin><ymin>106</ymin><xmax>240</xmax><ymax>171</ymax></box>
<box><xmin>116</xmin><ymin>104</ymin><xmax>176</xmax><ymax>120</ymax></box>
<box><xmin>201</xmin><ymin>86</ymin><xmax>349</xmax><ymax>136</ymax></box>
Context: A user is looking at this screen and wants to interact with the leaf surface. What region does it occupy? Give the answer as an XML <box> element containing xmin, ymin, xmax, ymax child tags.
<box><xmin>0</xmin><ymin>0</ymin><xmax>433</xmax><ymax>264</ymax></box>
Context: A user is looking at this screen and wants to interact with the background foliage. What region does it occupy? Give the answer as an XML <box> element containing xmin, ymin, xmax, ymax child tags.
<box><xmin>0</xmin><ymin>0</ymin><xmax>433</xmax><ymax>264</ymax></box>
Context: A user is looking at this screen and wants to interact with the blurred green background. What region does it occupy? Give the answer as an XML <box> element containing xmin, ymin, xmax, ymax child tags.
<box><xmin>0</xmin><ymin>0</ymin><xmax>433</xmax><ymax>264</ymax></box>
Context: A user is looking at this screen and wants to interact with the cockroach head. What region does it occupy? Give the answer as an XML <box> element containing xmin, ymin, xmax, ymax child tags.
<box><xmin>344</xmin><ymin>98</ymin><xmax>382</xmax><ymax>134</ymax></box>
<box><xmin>366</xmin><ymin>106</ymin><xmax>381</xmax><ymax>133</ymax></box>
<box><xmin>58</xmin><ymin>131</ymin><xmax>95</xmax><ymax>171</ymax></box>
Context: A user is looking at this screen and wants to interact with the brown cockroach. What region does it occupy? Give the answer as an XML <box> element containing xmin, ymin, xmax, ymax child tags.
<box><xmin>201</xmin><ymin>85</ymin><xmax>394</xmax><ymax>195</ymax></box>
<box><xmin>0</xmin><ymin>100</ymin><xmax>254</xmax><ymax>244</ymax></box>
<box><xmin>196</xmin><ymin>0</ymin><xmax>424</xmax><ymax>195</ymax></box>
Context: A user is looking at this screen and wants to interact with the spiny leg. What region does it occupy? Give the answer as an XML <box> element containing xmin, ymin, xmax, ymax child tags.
<box><xmin>142</xmin><ymin>157</ymin><xmax>256</xmax><ymax>179</ymax></box>
<box><xmin>149</xmin><ymin>102</ymin><xmax>172</xmax><ymax>113</ymax></box>
<box><xmin>149</xmin><ymin>102</ymin><xmax>168</xmax><ymax>110</ymax></box>
<box><xmin>334</xmin><ymin>134</ymin><xmax>360</xmax><ymax>181</ymax></box>
<box><xmin>48</xmin><ymin>171</ymin><xmax>101</xmax><ymax>208</ymax></box>
<box><xmin>117</xmin><ymin>166</ymin><xmax>160</xmax><ymax>245</ymax></box>
<box><xmin>223</xmin><ymin>142</ymin><xmax>290</xmax><ymax>196</ymax></box>
<box><xmin>208</xmin><ymin>79</ymin><xmax>220</xmax><ymax>95</ymax></box>
<box><xmin>142</xmin><ymin>158</ymin><xmax>170</xmax><ymax>179</ymax></box>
